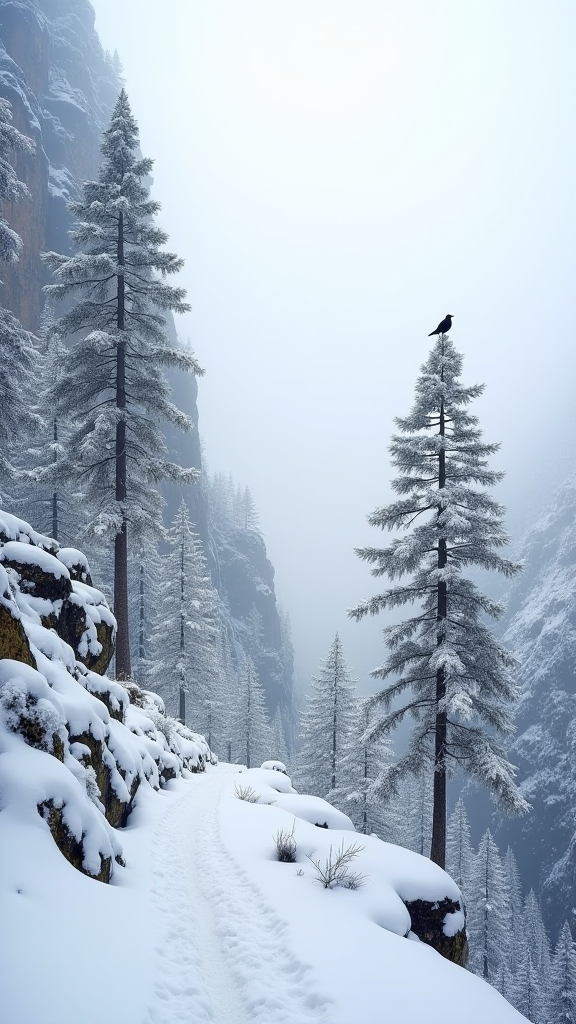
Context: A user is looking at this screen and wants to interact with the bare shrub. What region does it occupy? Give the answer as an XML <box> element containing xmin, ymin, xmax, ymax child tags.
<box><xmin>307</xmin><ymin>840</ymin><xmax>366</xmax><ymax>890</ymax></box>
<box><xmin>234</xmin><ymin>782</ymin><xmax>260</xmax><ymax>803</ymax></box>
<box><xmin>274</xmin><ymin>823</ymin><xmax>297</xmax><ymax>863</ymax></box>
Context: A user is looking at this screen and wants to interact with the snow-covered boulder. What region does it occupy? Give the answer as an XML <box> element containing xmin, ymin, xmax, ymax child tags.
<box><xmin>0</xmin><ymin>510</ymin><xmax>211</xmax><ymax>881</ymax></box>
<box><xmin>0</xmin><ymin>516</ymin><xmax>116</xmax><ymax>677</ymax></box>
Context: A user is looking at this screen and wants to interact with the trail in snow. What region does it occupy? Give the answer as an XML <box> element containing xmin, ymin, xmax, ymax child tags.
<box><xmin>145</xmin><ymin>764</ymin><xmax>332</xmax><ymax>1024</ymax></box>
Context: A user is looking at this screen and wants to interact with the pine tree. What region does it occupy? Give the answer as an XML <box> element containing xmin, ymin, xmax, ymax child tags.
<box><xmin>390</xmin><ymin>768</ymin><xmax>434</xmax><ymax>856</ymax></box>
<box><xmin>149</xmin><ymin>500</ymin><xmax>219</xmax><ymax>725</ymax></box>
<box><xmin>296</xmin><ymin>634</ymin><xmax>358</xmax><ymax>802</ymax></box>
<box><xmin>503</xmin><ymin>846</ymin><xmax>524</xmax><ymax>938</ymax></box>
<box><xmin>238</xmin><ymin>486</ymin><xmax>259</xmax><ymax>531</ymax></box>
<box><xmin>550</xmin><ymin>922</ymin><xmax>576</xmax><ymax>1024</ymax></box>
<box><xmin>42</xmin><ymin>91</ymin><xmax>203</xmax><ymax>676</ymax></box>
<box><xmin>231</xmin><ymin>657</ymin><xmax>271</xmax><ymax>768</ymax></box>
<box><xmin>350</xmin><ymin>331</ymin><xmax>528</xmax><ymax>867</ymax></box>
<box><xmin>12</xmin><ymin>308</ymin><xmax>82</xmax><ymax>542</ymax></box>
<box><xmin>343</xmin><ymin>698</ymin><xmax>394</xmax><ymax>837</ymax></box>
<box><xmin>0</xmin><ymin>98</ymin><xmax>40</xmax><ymax>493</ymax></box>
<box><xmin>446</xmin><ymin>797</ymin><xmax>473</xmax><ymax>896</ymax></box>
<box><xmin>128</xmin><ymin>539</ymin><xmax>162</xmax><ymax>686</ymax></box>
<box><xmin>467</xmin><ymin>829</ymin><xmax>511</xmax><ymax>984</ymax></box>
<box><xmin>512</xmin><ymin>952</ymin><xmax>547</xmax><ymax>1024</ymax></box>
<box><xmin>520</xmin><ymin>888</ymin><xmax>552</xmax><ymax>1014</ymax></box>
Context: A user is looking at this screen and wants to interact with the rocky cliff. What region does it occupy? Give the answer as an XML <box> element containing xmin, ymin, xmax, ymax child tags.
<box><xmin>0</xmin><ymin>0</ymin><xmax>120</xmax><ymax>330</ymax></box>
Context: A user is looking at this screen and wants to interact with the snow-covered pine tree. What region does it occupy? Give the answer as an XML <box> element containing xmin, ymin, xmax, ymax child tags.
<box><xmin>215</xmin><ymin>626</ymin><xmax>242</xmax><ymax>762</ymax></box>
<box><xmin>446</xmin><ymin>797</ymin><xmax>473</xmax><ymax>897</ymax></box>
<box><xmin>343</xmin><ymin>698</ymin><xmax>394</xmax><ymax>837</ymax></box>
<box><xmin>231</xmin><ymin>657</ymin><xmax>271</xmax><ymax>768</ymax></box>
<box><xmin>128</xmin><ymin>539</ymin><xmax>162</xmax><ymax>686</ymax></box>
<box><xmin>12</xmin><ymin>308</ymin><xmax>83</xmax><ymax>543</ymax></box>
<box><xmin>42</xmin><ymin>90</ymin><xmax>203</xmax><ymax>677</ymax></box>
<box><xmin>236</xmin><ymin>485</ymin><xmax>259</xmax><ymax>531</ymax></box>
<box><xmin>467</xmin><ymin>829</ymin><xmax>511</xmax><ymax>984</ymax></box>
<box><xmin>149</xmin><ymin>500</ymin><xmax>219</xmax><ymax>725</ymax></box>
<box><xmin>503</xmin><ymin>846</ymin><xmax>524</xmax><ymax>939</ymax></box>
<box><xmin>349</xmin><ymin>331</ymin><xmax>528</xmax><ymax>867</ymax></box>
<box><xmin>512</xmin><ymin>952</ymin><xmax>548</xmax><ymax>1024</ymax></box>
<box><xmin>0</xmin><ymin>98</ymin><xmax>40</xmax><ymax>494</ymax></box>
<box><xmin>389</xmin><ymin>768</ymin><xmax>433</xmax><ymax>856</ymax></box>
<box><xmin>521</xmin><ymin>889</ymin><xmax>553</xmax><ymax>987</ymax></box>
<box><xmin>296</xmin><ymin>634</ymin><xmax>358</xmax><ymax>803</ymax></box>
<box><xmin>550</xmin><ymin>922</ymin><xmax>576</xmax><ymax>1024</ymax></box>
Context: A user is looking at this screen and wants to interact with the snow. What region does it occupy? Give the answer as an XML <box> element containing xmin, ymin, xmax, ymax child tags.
<box><xmin>0</xmin><ymin>509</ymin><xmax>56</xmax><ymax>549</ymax></box>
<box><xmin>1</xmin><ymin>538</ymin><xmax>70</xmax><ymax>578</ymax></box>
<box><xmin>261</xmin><ymin>758</ymin><xmax>288</xmax><ymax>773</ymax></box>
<box><xmin>0</xmin><ymin>762</ymin><xmax>530</xmax><ymax>1024</ymax></box>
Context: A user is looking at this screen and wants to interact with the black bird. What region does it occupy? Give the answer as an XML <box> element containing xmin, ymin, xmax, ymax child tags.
<box><xmin>428</xmin><ymin>314</ymin><xmax>454</xmax><ymax>337</ymax></box>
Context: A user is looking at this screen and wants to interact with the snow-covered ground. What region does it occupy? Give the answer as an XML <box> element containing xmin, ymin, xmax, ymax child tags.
<box><xmin>0</xmin><ymin>762</ymin><xmax>529</xmax><ymax>1024</ymax></box>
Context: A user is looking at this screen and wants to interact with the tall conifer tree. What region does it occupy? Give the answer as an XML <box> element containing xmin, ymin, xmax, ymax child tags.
<box><xmin>42</xmin><ymin>91</ymin><xmax>202</xmax><ymax>676</ymax></box>
<box><xmin>350</xmin><ymin>331</ymin><xmax>528</xmax><ymax>867</ymax></box>
<box><xmin>149</xmin><ymin>500</ymin><xmax>219</xmax><ymax>724</ymax></box>
<box><xmin>296</xmin><ymin>634</ymin><xmax>357</xmax><ymax>801</ymax></box>
<box><xmin>0</xmin><ymin>98</ymin><xmax>40</xmax><ymax>493</ymax></box>
<box><xmin>551</xmin><ymin>922</ymin><xmax>576</xmax><ymax>1024</ymax></box>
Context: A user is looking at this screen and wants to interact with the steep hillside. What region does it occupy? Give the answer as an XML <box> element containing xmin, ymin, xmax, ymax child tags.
<box><xmin>494</xmin><ymin>476</ymin><xmax>576</xmax><ymax>934</ymax></box>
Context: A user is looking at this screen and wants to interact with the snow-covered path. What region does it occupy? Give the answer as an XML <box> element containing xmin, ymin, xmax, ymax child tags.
<box><xmin>144</xmin><ymin>764</ymin><xmax>331</xmax><ymax>1024</ymax></box>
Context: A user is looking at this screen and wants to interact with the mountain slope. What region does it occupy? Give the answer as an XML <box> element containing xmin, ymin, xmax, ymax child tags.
<box><xmin>495</xmin><ymin>476</ymin><xmax>576</xmax><ymax>934</ymax></box>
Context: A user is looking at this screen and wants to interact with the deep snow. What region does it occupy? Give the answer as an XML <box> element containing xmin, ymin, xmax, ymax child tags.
<box><xmin>0</xmin><ymin>762</ymin><xmax>530</xmax><ymax>1024</ymax></box>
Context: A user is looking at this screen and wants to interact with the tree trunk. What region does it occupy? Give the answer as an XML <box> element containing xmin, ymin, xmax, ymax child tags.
<box><xmin>179</xmin><ymin>538</ymin><xmax>186</xmax><ymax>723</ymax></box>
<box><xmin>138</xmin><ymin>563</ymin><xmax>145</xmax><ymax>663</ymax></box>
<box><xmin>114</xmin><ymin>210</ymin><xmax>131</xmax><ymax>679</ymax></box>
<box><xmin>431</xmin><ymin>334</ymin><xmax>447</xmax><ymax>868</ymax></box>
<box><xmin>332</xmin><ymin>673</ymin><xmax>337</xmax><ymax>792</ymax></box>
<box><xmin>52</xmin><ymin>417</ymin><xmax>58</xmax><ymax>540</ymax></box>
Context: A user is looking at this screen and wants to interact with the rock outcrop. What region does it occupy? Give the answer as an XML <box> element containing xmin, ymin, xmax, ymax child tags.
<box><xmin>403</xmin><ymin>896</ymin><xmax>468</xmax><ymax>966</ymax></box>
<box><xmin>0</xmin><ymin>508</ymin><xmax>211</xmax><ymax>881</ymax></box>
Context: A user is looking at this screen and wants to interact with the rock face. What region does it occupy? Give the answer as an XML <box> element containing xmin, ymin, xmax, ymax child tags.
<box><xmin>0</xmin><ymin>0</ymin><xmax>121</xmax><ymax>331</ymax></box>
<box><xmin>0</xmin><ymin>508</ymin><xmax>211</xmax><ymax>881</ymax></box>
<box><xmin>210</xmin><ymin>520</ymin><xmax>294</xmax><ymax>723</ymax></box>
<box><xmin>461</xmin><ymin>476</ymin><xmax>576</xmax><ymax>938</ymax></box>
<box><xmin>495</xmin><ymin>477</ymin><xmax>576</xmax><ymax>935</ymax></box>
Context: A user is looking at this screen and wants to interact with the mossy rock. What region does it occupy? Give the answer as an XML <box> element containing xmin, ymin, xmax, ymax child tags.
<box><xmin>38</xmin><ymin>799</ymin><xmax>112</xmax><ymax>883</ymax></box>
<box><xmin>43</xmin><ymin>599</ymin><xmax>115</xmax><ymax>678</ymax></box>
<box><xmin>91</xmin><ymin>619</ymin><xmax>115</xmax><ymax>676</ymax></box>
<box><xmin>2</xmin><ymin>551</ymin><xmax>71</xmax><ymax>603</ymax></box>
<box><xmin>70</xmin><ymin>729</ymin><xmax>139</xmax><ymax>828</ymax></box>
<box><xmin>0</xmin><ymin>603</ymin><xmax>36</xmax><ymax>666</ymax></box>
<box><xmin>403</xmin><ymin>896</ymin><xmax>468</xmax><ymax>966</ymax></box>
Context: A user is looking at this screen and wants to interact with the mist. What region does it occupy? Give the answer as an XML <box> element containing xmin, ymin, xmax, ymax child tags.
<box><xmin>90</xmin><ymin>0</ymin><xmax>576</xmax><ymax>692</ymax></box>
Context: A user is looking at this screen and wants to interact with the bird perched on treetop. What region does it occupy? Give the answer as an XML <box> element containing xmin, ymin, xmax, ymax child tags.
<box><xmin>428</xmin><ymin>314</ymin><xmax>454</xmax><ymax>336</ymax></box>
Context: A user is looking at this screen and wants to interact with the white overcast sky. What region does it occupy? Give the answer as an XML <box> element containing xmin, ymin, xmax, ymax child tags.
<box><xmin>91</xmin><ymin>0</ymin><xmax>575</xmax><ymax>692</ymax></box>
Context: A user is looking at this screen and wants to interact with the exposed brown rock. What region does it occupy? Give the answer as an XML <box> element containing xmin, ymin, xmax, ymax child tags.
<box><xmin>69</xmin><ymin>729</ymin><xmax>139</xmax><ymax>828</ymax></box>
<box><xmin>403</xmin><ymin>896</ymin><xmax>468</xmax><ymax>966</ymax></box>
<box><xmin>38</xmin><ymin>799</ymin><xmax>112</xmax><ymax>882</ymax></box>
<box><xmin>0</xmin><ymin>603</ymin><xmax>36</xmax><ymax>666</ymax></box>
<box><xmin>1</xmin><ymin>551</ymin><xmax>71</xmax><ymax>603</ymax></box>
